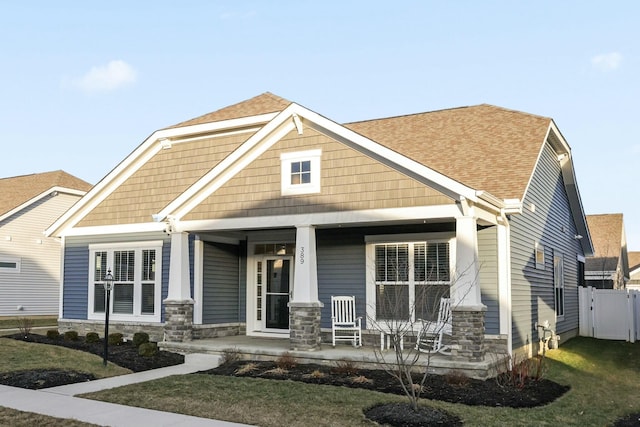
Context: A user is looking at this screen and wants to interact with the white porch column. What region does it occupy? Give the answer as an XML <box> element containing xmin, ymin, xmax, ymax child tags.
<box><xmin>291</xmin><ymin>225</ymin><xmax>319</xmax><ymax>303</ymax></box>
<box><xmin>166</xmin><ymin>231</ymin><xmax>193</xmax><ymax>302</ymax></box>
<box><xmin>453</xmin><ymin>215</ymin><xmax>482</xmax><ymax>306</ymax></box>
<box><xmin>164</xmin><ymin>231</ymin><xmax>194</xmax><ymax>342</ymax></box>
<box><xmin>289</xmin><ymin>225</ymin><xmax>323</xmax><ymax>351</ymax></box>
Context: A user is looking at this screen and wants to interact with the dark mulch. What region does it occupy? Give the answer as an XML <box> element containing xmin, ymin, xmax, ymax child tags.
<box><xmin>0</xmin><ymin>333</ymin><xmax>184</xmax><ymax>389</ymax></box>
<box><xmin>0</xmin><ymin>369</ymin><xmax>96</xmax><ymax>390</ymax></box>
<box><xmin>613</xmin><ymin>413</ymin><xmax>640</xmax><ymax>427</ymax></box>
<box><xmin>364</xmin><ymin>402</ymin><xmax>463</xmax><ymax>427</ymax></box>
<box><xmin>204</xmin><ymin>360</ymin><xmax>569</xmax><ymax>408</ymax></box>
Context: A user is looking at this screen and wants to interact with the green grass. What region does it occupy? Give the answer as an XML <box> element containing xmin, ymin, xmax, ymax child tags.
<box><xmin>79</xmin><ymin>337</ymin><xmax>640</xmax><ymax>427</ymax></box>
<box><xmin>0</xmin><ymin>338</ymin><xmax>131</xmax><ymax>378</ymax></box>
<box><xmin>2</xmin><ymin>336</ymin><xmax>639</xmax><ymax>426</ymax></box>
<box><xmin>0</xmin><ymin>316</ymin><xmax>58</xmax><ymax>333</ymax></box>
<box><xmin>0</xmin><ymin>407</ymin><xmax>98</xmax><ymax>427</ymax></box>
<box><xmin>0</xmin><ymin>337</ymin><xmax>131</xmax><ymax>427</ymax></box>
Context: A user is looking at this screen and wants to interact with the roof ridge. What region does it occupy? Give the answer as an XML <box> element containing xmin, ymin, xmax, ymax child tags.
<box><xmin>343</xmin><ymin>103</ymin><xmax>550</xmax><ymax>126</ymax></box>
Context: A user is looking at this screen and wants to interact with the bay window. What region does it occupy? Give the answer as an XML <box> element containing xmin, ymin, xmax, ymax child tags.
<box><xmin>89</xmin><ymin>241</ymin><xmax>162</xmax><ymax>322</ymax></box>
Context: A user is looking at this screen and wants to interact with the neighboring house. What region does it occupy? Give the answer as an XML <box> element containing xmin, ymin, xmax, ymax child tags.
<box><xmin>46</xmin><ymin>93</ymin><xmax>593</xmax><ymax>364</ymax></box>
<box><xmin>626</xmin><ymin>251</ymin><xmax>640</xmax><ymax>291</ymax></box>
<box><xmin>585</xmin><ymin>214</ymin><xmax>629</xmax><ymax>289</ymax></box>
<box><xmin>0</xmin><ymin>170</ymin><xmax>92</xmax><ymax>316</ymax></box>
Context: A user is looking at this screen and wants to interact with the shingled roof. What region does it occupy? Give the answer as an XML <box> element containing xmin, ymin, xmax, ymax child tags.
<box><xmin>169</xmin><ymin>92</ymin><xmax>292</xmax><ymax>128</ymax></box>
<box><xmin>628</xmin><ymin>251</ymin><xmax>640</xmax><ymax>272</ymax></box>
<box><xmin>170</xmin><ymin>93</ymin><xmax>553</xmax><ymax>201</ymax></box>
<box><xmin>585</xmin><ymin>213</ymin><xmax>625</xmax><ymax>272</ymax></box>
<box><xmin>345</xmin><ymin>105</ymin><xmax>551</xmax><ymax>201</ymax></box>
<box><xmin>0</xmin><ymin>170</ymin><xmax>92</xmax><ymax>217</ymax></box>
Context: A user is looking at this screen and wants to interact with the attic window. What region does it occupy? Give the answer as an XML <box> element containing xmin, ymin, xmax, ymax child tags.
<box><xmin>0</xmin><ymin>257</ymin><xmax>20</xmax><ymax>272</ymax></box>
<box><xmin>280</xmin><ymin>150</ymin><xmax>321</xmax><ymax>196</ymax></box>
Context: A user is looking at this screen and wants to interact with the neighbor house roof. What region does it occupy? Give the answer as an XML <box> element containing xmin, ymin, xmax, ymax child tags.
<box><xmin>0</xmin><ymin>170</ymin><xmax>92</xmax><ymax>217</ymax></box>
<box><xmin>628</xmin><ymin>251</ymin><xmax>640</xmax><ymax>273</ymax></box>
<box><xmin>585</xmin><ymin>213</ymin><xmax>626</xmax><ymax>272</ymax></box>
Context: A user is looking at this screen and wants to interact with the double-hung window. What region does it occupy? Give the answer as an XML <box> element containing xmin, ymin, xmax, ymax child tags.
<box><xmin>367</xmin><ymin>235</ymin><xmax>452</xmax><ymax>323</ymax></box>
<box><xmin>89</xmin><ymin>241</ymin><xmax>162</xmax><ymax>322</ymax></box>
<box><xmin>554</xmin><ymin>253</ymin><xmax>564</xmax><ymax>318</ymax></box>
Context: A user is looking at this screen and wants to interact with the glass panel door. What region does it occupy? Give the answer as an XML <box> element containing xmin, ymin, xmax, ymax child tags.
<box><xmin>264</xmin><ymin>258</ymin><xmax>291</xmax><ymax>330</ymax></box>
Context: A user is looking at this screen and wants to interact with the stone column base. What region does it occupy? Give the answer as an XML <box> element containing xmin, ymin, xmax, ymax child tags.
<box><xmin>450</xmin><ymin>305</ymin><xmax>487</xmax><ymax>362</ymax></box>
<box><xmin>288</xmin><ymin>302</ymin><xmax>323</xmax><ymax>351</ymax></box>
<box><xmin>163</xmin><ymin>299</ymin><xmax>194</xmax><ymax>343</ymax></box>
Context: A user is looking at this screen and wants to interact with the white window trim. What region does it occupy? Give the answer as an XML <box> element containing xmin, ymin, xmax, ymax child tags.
<box><xmin>535</xmin><ymin>242</ymin><xmax>545</xmax><ymax>270</ymax></box>
<box><xmin>0</xmin><ymin>256</ymin><xmax>21</xmax><ymax>272</ymax></box>
<box><xmin>280</xmin><ymin>149</ymin><xmax>321</xmax><ymax>196</ymax></box>
<box><xmin>88</xmin><ymin>241</ymin><xmax>163</xmax><ymax>322</ymax></box>
<box><xmin>365</xmin><ymin>235</ymin><xmax>455</xmax><ymax>326</ymax></box>
<box><xmin>554</xmin><ymin>253</ymin><xmax>564</xmax><ymax>320</ymax></box>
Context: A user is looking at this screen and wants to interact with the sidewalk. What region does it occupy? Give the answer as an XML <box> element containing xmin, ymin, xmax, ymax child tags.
<box><xmin>0</xmin><ymin>353</ymin><xmax>254</xmax><ymax>427</ymax></box>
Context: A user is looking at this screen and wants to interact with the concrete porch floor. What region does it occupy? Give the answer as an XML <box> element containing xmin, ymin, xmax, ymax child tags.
<box><xmin>160</xmin><ymin>335</ymin><xmax>501</xmax><ymax>379</ymax></box>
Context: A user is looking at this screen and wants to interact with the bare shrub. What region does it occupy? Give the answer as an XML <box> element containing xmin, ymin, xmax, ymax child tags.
<box><xmin>263</xmin><ymin>367</ymin><xmax>288</xmax><ymax>376</ymax></box>
<box><xmin>350</xmin><ymin>375</ymin><xmax>373</xmax><ymax>385</ymax></box>
<box><xmin>235</xmin><ymin>363</ymin><xmax>259</xmax><ymax>375</ymax></box>
<box><xmin>496</xmin><ymin>354</ymin><xmax>547</xmax><ymax>390</ymax></box>
<box><xmin>331</xmin><ymin>359</ymin><xmax>359</xmax><ymax>375</ymax></box>
<box><xmin>275</xmin><ymin>352</ymin><xmax>297</xmax><ymax>369</ymax></box>
<box><xmin>16</xmin><ymin>317</ymin><xmax>33</xmax><ymax>336</ymax></box>
<box><xmin>304</xmin><ymin>370</ymin><xmax>326</xmax><ymax>379</ymax></box>
<box><xmin>444</xmin><ymin>370</ymin><xmax>470</xmax><ymax>387</ymax></box>
<box><xmin>221</xmin><ymin>347</ymin><xmax>242</xmax><ymax>365</ymax></box>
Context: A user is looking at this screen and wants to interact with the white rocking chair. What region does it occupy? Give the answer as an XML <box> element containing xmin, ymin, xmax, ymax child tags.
<box><xmin>415</xmin><ymin>297</ymin><xmax>452</xmax><ymax>354</ymax></box>
<box><xmin>331</xmin><ymin>296</ymin><xmax>362</xmax><ymax>347</ymax></box>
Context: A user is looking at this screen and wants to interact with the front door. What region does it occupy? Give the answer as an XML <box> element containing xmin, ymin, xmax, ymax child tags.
<box><xmin>260</xmin><ymin>257</ymin><xmax>292</xmax><ymax>331</ymax></box>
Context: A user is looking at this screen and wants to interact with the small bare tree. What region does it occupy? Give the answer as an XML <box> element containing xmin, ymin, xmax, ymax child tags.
<box><xmin>367</xmin><ymin>245</ymin><xmax>478</xmax><ymax>411</ymax></box>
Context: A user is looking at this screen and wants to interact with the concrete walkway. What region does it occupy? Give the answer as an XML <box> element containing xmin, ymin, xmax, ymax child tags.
<box><xmin>0</xmin><ymin>353</ymin><xmax>254</xmax><ymax>427</ymax></box>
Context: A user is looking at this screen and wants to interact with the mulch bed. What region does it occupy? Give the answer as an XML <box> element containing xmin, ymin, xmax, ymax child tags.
<box><xmin>204</xmin><ymin>359</ymin><xmax>569</xmax><ymax>408</ymax></box>
<box><xmin>204</xmin><ymin>360</ymin><xmax>570</xmax><ymax>426</ymax></box>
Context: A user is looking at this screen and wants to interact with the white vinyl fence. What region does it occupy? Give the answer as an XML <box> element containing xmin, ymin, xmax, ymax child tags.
<box><xmin>579</xmin><ymin>286</ymin><xmax>639</xmax><ymax>342</ymax></box>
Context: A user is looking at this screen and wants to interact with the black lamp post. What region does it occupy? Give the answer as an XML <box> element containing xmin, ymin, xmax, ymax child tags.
<box><xmin>103</xmin><ymin>269</ymin><xmax>114</xmax><ymax>367</ymax></box>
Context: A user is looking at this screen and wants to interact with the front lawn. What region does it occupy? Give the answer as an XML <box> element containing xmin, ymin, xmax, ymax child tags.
<box><xmin>79</xmin><ymin>337</ymin><xmax>640</xmax><ymax>426</ymax></box>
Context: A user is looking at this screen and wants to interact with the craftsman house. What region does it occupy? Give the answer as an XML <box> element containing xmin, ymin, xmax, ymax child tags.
<box><xmin>46</xmin><ymin>93</ymin><xmax>593</xmax><ymax>365</ymax></box>
<box><xmin>0</xmin><ymin>170</ymin><xmax>91</xmax><ymax>316</ymax></box>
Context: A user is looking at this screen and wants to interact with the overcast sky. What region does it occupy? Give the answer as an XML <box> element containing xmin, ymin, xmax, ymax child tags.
<box><xmin>2</xmin><ymin>1</ymin><xmax>639</xmax><ymax>248</ymax></box>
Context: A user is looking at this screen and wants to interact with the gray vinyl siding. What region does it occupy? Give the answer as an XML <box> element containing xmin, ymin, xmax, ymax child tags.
<box><xmin>62</xmin><ymin>232</ymin><xmax>171</xmax><ymax>321</ymax></box>
<box><xmin>0</xmin><ymin>193</ymin><xmax>81</xmax><ymax>316</ymax></box>
<box><xmin>202</xmin><ymin>241</ymin><xmax>240</xmax><ymax>324</ymax></box>
<box><xmin>62</xmin><ymin>242</ymin><xmax>90</xmax><ymax>319</ymax></box>
<box><xmin>478</xmin><ymin>226</ymin><xmax>499</xmax><ymax>334</ymax></box>
<box><xmin>509</xmin><ymin>143</ymin><xmax>584</xmax><ymax>350</ymax></box>
<box><xmin>315</xmin><ymin>224</ymin><xmax>456</xmax><ymax>330</ymax></box>
<box><xmin>317</xmin><ymin>229</ymin><xmax>366</xmax><ymax>329</ymax></box>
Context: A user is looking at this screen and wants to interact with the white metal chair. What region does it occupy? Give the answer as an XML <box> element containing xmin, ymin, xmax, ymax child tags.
<box><xmin>331</xmin><ymin>296</ymin><xmax>362</xmax><ymax>347</ymax></box>
<box><xmin>415</xmin><ymin>297</ymin><xmax>452</xmax><ymax>354</ymax></box>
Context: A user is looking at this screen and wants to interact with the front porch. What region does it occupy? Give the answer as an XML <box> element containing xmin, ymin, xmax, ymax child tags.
<box><xmin>159</xmin><ymin>334</ymin><xmax>505</xmax><ymax>380</ymax></box>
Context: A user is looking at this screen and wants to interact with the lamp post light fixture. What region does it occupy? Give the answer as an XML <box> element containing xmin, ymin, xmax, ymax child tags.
<box><xmin>103</xmin><ymin>269</ymin><xmax>114</xmax><ymax>367</ymax></box>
